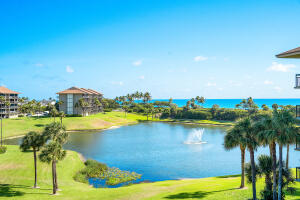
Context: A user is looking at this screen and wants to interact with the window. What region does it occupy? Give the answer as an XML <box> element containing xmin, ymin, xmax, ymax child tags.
<box><xmin>67</xmin><ymin>94</ymin><xmax>73</xmax><ymax>114</ymax></box>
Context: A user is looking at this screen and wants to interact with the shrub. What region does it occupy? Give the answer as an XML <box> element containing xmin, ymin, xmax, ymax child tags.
<box><xmin>103</xmin><ymin>108</ymin><xmax>112</xmax><ymax>112</ymax></box>
<box><xmin>0</xmin><ymin>146</ymin><xmax>7</xmax><ymax>154</ymax></box>
<box><xmin>74</xmin><ymin>171</ymin><xmax>89</xmax><ymax>183</ymax></box>
<box><xmin>66</xmin><ymin>114</ymin><xmax>83</xmax><ymax>117</ymax></box>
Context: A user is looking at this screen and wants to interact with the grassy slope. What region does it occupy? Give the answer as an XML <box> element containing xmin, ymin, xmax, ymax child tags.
<box><xmin>2</xmin><ymin>112</ymin><xmax>233</xmax><ymax>139</ymax></box>
<box><xmin>0</xmin><ymin>146</ymin><xmax>299</xmax><ymax>200</ymax></box>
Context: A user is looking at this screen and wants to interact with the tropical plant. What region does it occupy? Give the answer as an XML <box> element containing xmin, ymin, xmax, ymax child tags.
<box><xmin>272</xmin><ymin>109</ymin><xmax>299</xmax><ymax>200</ymax></box>
<box><xmin>235</xmin><ymin>118</ymin><xmax>259</xmax><ymax>200</ymax></box>
<box><xmin>224</xmin><ymin>125</ymin><xmax>246</xmax><ymax>188</ymax></box>
<box><xmin>195</xmin><ymin>96</ymin><xmax>205</xmax><ymax>107</ymax></box>
<box><xmin>255</xmin><ymin>115</ymin><xmax>278</xmax><ymax>200</ymax></box>
<box><xmin>76</xmin><ymin>98</ymin><xmax>89</xmax><ymax>116</ymax></box>
<box><xmin>40</xmin><ymin>122</ymin><xmax>68</xmax><ymax>193</ymax></box>
<box><xmin>20</xmin><ymin>131</ymin><xmax>46</xmax><ymax>188</ymax></box>
<box><xmin>39</xmin><ymin>142</ymin><xmax>66</xmax><ymax>195</ymax></box>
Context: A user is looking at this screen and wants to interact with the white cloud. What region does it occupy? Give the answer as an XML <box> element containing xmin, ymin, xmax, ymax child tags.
<box><xmin>206</xmin><ymin>82</ymin><xmax>217</xmax><ymax>87</ymax></box>
<box><xmin>194</xmin><ymin>56</ymin><xmax>208</xmax><ymax>62</ymax></box>
<box><xmin>267</xmin><ymin>62</ymin><xmax>296</xmax><ymax>72</ymax></box>
<box><xmin>264</xmin><ymin>80</ymin><xmax>273</xmax><ymax>85</ymax></box>
<box><xmin>228</xmin><ymin>80</ymin><xmax>242</xmax><ymax>87</ymax></box>
<box><xmin>139</xmin><ymin>75</ymin><xmax>145</xmax><ymax>80</ymax></box>
<box><xmin>111</xmin><ymin>81</ymin><xmax>123</xmax><ymax>86</ymax></box>
<box><xmin>66</xmin><ymin>65</ymin><xmax>74</xmax><ymax>73</ymax></box>
<box><xmin>132</xmin><ymin>60</ymin><xmax>142</xmax><ymax>66</ymax></box>
<box><xmin>218</xmin><ymin>87</ymin><xmax>223</xmax><ymax>91</ymax></box>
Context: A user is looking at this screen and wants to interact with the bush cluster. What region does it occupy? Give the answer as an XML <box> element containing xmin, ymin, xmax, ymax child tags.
<box><xmin>0</xmin><ymin>146</ymin><xmax>7</xmax><ymax>154</ymax></box>
<box><xmin>65</xmin><ymin>114</ymin><xmax>83</xmax><ymax>117</ymax></box>
<box><xmin>74</xmin><ymin>159</ymin><xmax>142</xmax><ymax>186</ymax></box>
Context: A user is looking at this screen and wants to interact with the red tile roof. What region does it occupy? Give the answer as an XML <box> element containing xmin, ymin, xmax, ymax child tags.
<box><xmin>0</xmin><ymin>86</ymin><xmax>21</xmax><ymax>94</ymax></box>
<box><xmin>57</xmin><ymin>87</ymin><xmax>102</xmax><ymax>95</ymax></box>
<box><xmin>276</xmin><ymin>46</ymin><xmax>300</xmax><ymax>58</ymax></box>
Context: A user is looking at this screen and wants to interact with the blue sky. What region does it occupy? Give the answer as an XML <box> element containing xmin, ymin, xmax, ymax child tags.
<box><xmin>1</xmin><ymin>0</ymin><xmax>300</xmax><ymax>100</ymax></box>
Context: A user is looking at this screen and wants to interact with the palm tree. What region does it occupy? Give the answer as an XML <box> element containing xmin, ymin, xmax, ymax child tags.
<box><xmin>195</xmin><ymin>96</ymin><xmax>205</xmax><ymax>107</ymax></box>
<box><xmin>20</xmin><ymin>131</ymin><xmax>46</xmax><ymax>188</ymax></box>
<box><xmin>41</xmin><ymin>122</ymin><xmax>68</xmax><ymax>192</ymax></box>
<box><xmin>77</xmin><ymin>98</ymin><xmax>89</xmax><ymax>116</ymax></box>
<box><xmin>5</xmin><ymin>101</ymin><xmax>11</xmax><ymax>118</ymax></box>
<box><xmin>39</xmin><ymin>142</ymin><xmax>66</xmax><ymax>195</ymax></box>
<box><xmin>255</xmin><ymin>115</ymin><xmax>278</xmax><ymax>200</ymax></box>
<box><xmin>235</xmin><ymin>118</ymin><xmax>259</xmax><ymax>200</ymax></box>
<box><xmin>58</xmin><ymin>112</ymin><xmax>65</xmax><ymax>127</ymax></box>
<box><xmin>143</xmin><ymin>92</ymin><xmax>151</xmax><ymax>103</ymax></box>
<box><xmin>224</xmin><ymin>126</ymin><xmax>246</xmax><ymax>188</ymax></box>
<box><xmin>272</xmin><ymin>109</ymin><xmax>299</xmax><ymax>200</ymax></box>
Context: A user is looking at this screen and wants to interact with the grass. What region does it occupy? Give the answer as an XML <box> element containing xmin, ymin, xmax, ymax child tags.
<box><xmin>0</xmin><ymin>145</ymin><xmax>299</xmax><ymax>200</ymax></box>
<box><xmin>2</xmin><ymin>111</ymin><xmax>233</xmax><ymax>139</ymax></box>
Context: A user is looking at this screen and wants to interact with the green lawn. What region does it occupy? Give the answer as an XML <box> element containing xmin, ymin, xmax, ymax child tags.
<box><xmin>1</xmin><ymin>111</ymin><xmax>233</xmax><ymax>139</ymax></box>
<box><xmin>0</xmin><ymin>145</ymin><xmax>299</xmax><ymax>200</ymax></box>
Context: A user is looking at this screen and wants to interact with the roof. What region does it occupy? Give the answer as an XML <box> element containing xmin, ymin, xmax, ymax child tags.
<box><xmin>57</xmin><ymin>87</ymin><xmax>102</xmax><ymax>95</ymax></box>
<box><xmin>276</xmin><ymin>46</ymin><xmax>300</xmax><ymax>58</ymax></box>
<box><xmin>0</xmin><ymin>86</ymin><xmax>21</xmax><ymax>94</ymax></box>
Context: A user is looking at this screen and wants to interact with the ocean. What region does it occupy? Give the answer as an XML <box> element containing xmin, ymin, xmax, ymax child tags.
<box><xmin>149</xmin><ymin>99</ymin><xmax>300</xmax><ymax>108</ymax></box>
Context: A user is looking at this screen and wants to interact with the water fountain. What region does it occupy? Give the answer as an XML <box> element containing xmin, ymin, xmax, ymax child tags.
<box><xmin>184</xmin><ymin>129</ymin><xmax>207</xmax><ymax>144</ymax></box>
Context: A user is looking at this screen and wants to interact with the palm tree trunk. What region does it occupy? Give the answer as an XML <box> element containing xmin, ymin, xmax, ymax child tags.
<box><xmin>286</xmin><ymin>144</ymin><xmax>289</xmax><ymax>169</ymax></box>
<box><xmin>52</xmin><ymin>161</ymin><xmax>56</xmax><ymax>194</ymax></box>
<box><xmin>33</xmin><ymin>149</ymin><xmax>37</xmax><ymax>188</ymax></box>
<box><xmin>249</xmin><ymin>147</ymin><xmax>257</xmax><ymax>200</ymax></box>
<box><xmin>271</xmin><ymin>142</ymin><xmax>277</xmax><ymax>200</ymax></box>
<box><xmin>54</xmin><ymin>161</ymin><xmax>59</xmax><ymax>191</ymax></box>
<box><xmin>278</xmin><ymin>144</ymin><xmax>283</xmax><ymax>200</ymax></box>
<box><xmin>240</xmin><ymin>145</ymin><xmax>245</xmax><ymax>188</ymax></box>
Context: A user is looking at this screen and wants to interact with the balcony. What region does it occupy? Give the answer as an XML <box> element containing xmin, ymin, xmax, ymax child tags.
<box><xmin>295</xmin><ymin>74</ymin><xmax>300</xmax><ymax>89</ymax></box>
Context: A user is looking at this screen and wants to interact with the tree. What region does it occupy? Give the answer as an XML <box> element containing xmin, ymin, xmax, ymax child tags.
<box><xmin>195</xmin><ymin>96</ymin><xmax>205</xmax><ymax>107</ymax></box>
<box><xmin>272</xmin><ymin>104</ymin><xmax>279</xmax><ymax>111</ymax></box>
<box><xmin>93</xmin><ymin>98</ymin><xmax>102</xmax><ymax>113</ymax></box>
<box><xmin>58</xmin><ymin>111</ymin><xmax>65</xmax><ymax>127</ymax></box>
<box><xmin>5</xmin><ymin>101</ymin><xmax>11</xmax><ymax>118</ymax></box>
<box><xmin>39</xmin><ymin>142</ymin><xmax>66</xmax><ymax>195</ymax></box>
<box><xmin>20</xmin><ymin>131</ymin><xmax>46</xmax><ymax>188</ymax></box>
<box><xmin>272</xmin><ymin>109</ymin><xmax>299</xmax><ymax>200</ymax></box>
<box><xmin>41</xmin><ymin>122</ymin><xmax>68</xmax><ymax>193</ymax></box>
<box><xmin>256</xmin><ymin>115</ymin><xmax>278</xmax><ymax>200</ymax></box>
<box><xmin>76</xmin><ymin>98</ymin><xmax>89</xmax><ymax>116</ymax></box>
<box><xmin>235</xmin><ymin>118</ymin><xmax>259</xmax><ymax>200</ymax></box>
<box><xmin>262</xmin><ymin>104</ymin><xmax>270</xmax><ymax>111</ymax></box>
<box><xmin>224</xmin><ymin>125</ymin><xmax>246</xmax><ymax>188</ymax></box>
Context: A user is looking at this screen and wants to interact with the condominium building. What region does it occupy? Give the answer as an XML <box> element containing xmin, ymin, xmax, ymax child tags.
<box><xmin>57</xmin><ymin>87</ymin><xmax>103</xmax><ymax>116</ymax></box>
<box><xmin>0</xmin><ymin>86</ymin><xmax>21</xmax><ymax>118</ymax></box>
<box><xmin>276</xmin><ymin>46</ymin><xmax>300</xmax><ymax>181</ymax></box>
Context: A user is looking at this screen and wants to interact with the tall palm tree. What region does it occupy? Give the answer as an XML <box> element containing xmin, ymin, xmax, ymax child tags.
<box><xmin>20</xmin><ymin>131</ymin><xmax>46</xmax><ymax>188</ymax></box>
<box><xmin>39</xmin><ymin>142</ymin><xmax>66</xmax><ymax>195</ymax></box>
<box><xmin>77</xmin><ymin>98</ymin><xmax>89</xmax><ymax>116</ymax></box>
<box><xmin>224</xmin><ymin>126</ymin><xmax>246</xmax><ymax>188</ymax></box>
<box><xmin>272</xmin><ymin>109</ymin><xmax>299</xmax><ymax>200</ymax></box>
<box><xmin>42</xmin><ymin>122</ymin><xmax>68</xmax><ymax>192</ymax></box>
<box><xmin>255</xmin><ymin>115</ymin><xmax>278</xmax><ymax>200</ymax></box>
<box><xmin>195</xmin><ymin>96</ymin><xmax>205</xmax><ymax>107</ymax></box>
<box><xmin>235</xmin><ymin>118</ymin><xmax>259</xmax><ymax>200</ymax></box>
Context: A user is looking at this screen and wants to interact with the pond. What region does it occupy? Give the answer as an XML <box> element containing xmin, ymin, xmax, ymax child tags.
<box><xmin>6</xmin><ymin>122</ymin><xmax>299</xmax><ymax>186</ymax></box>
